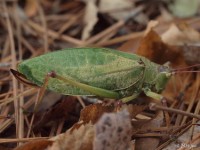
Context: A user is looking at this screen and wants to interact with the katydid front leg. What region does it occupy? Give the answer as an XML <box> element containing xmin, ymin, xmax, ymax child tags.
<box><xmin>143</xmin><ymin>88</ymin><xmax>167</xmax><ymax>104</ymax></box>
<box><xmin>48</xmin><ymin>71</ymin><xmax>120</xmax><ymax>99</ymax></box>
<box><xmin>121</xmin><ymin>93</ymin><xmax>140</xmax><ymax>103</ymax></box>
<box><xmin>143</xmin><ymin>88</ymin><xmax>170</xmax><ymax>126</ymax></box>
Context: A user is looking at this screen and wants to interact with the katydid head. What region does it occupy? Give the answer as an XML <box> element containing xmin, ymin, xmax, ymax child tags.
<box><xmin>154</xmin><ymin>65</ymin><xmax>172</xmax><ymax>92</ymax></box>
<box><xmin>153</xmin><ymin>64</ymin><xmax>200</xmax><ymax>93</ymax></box>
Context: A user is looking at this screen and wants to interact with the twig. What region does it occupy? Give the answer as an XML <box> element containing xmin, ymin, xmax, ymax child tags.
<box><xmin>190</xmin><ymin>74</ymin><xmax>200</xmax><ymax>140</ymax></box>
<box><xmin>2</xmin><ymin>0</ymin><xmax>19</xmax><ymax>140</ymax></box>
<box><xmin>156</xmin><ymin>121</ymin><xmax>193</xmax><ymax>150</ymax></box>
<box><xmin>0</xmin><ymin>137</ymin><xmax>49</xmax><ymax>143</ymax></box>
<box><xmin>76</xmin><ymin>96</ymin><xmax>86</xmax><ymax>108</ymax></box>
<box><xmin>0</xmin><ymin>88</ymin><xmax>37</xmax><ymax>107</ymax></box>
<box><xmin>36</xmin><ymin>0</ymin><xmax>48</xmax><ymax>52</ymax></box>
<box><xmin>13</xmin><ymin>1</ymin><xmax>24</xmax><ymax>145</ymax></box>
<box><xmin>181</xmin><ymin>74</ymin><xmax>200</xmax><ymax>125</ymax></box>
<box><xmin>27</xmin><ymin>20</ymin><xmax>83</xmax><ymax>45</ymax></box>
<box><xmin>49</xmin><ymin>10</ymin><xmax>83</xmax><ymax>45</ymax></box>
<box><xmin>84</xmin><ymin>20</ymin><xmax>125</xmax><ymax>45</ymax></box>
<box><xmin>149</xmin><ymin>103</ymin><xmax>200</xmax><ymax>119</ymax></box>
<box><xmin>96</xmin><ymin>31</ymin><xmax>144</xmax><ymax>46</ymax></box>
<box><xmin>0</xmin><ymin>119</ymin><xmax>14</xmax><ymax>133</ymax></box>
<box><xmin>56</xmin><ymin>118</ymin><xmax>65</xmax><ymax>135</ymax></box>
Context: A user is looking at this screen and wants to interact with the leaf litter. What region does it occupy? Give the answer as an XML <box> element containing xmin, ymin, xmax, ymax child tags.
<box><xmin>0</xmin><ymin>0</ymin><xmax>200</xmax><ymax>150</ymax></box>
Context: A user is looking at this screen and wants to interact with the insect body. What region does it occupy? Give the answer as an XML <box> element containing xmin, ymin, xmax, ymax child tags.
<box><xmin>12</xmin><ymin>48</ymin><xmax>172</xmax><ymax>102</ymax></box>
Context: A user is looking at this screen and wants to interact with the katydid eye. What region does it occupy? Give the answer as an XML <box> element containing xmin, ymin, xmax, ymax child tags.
<box><xmin>158</xmin><ymin>66</ymin><xmax>169</xmax><ymax>72</ymax></box>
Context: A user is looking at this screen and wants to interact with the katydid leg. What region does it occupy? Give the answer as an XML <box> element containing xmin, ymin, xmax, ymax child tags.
<box><xmin>121</xmin><ymin>93</ymin><xmax>139</xmax><ymax>103</ymax></box>
<box><xmin>34</xmin><ymin>73</ymin><xmax>51</xmax><ymax>112</ymax></box>
<box><xmin>27</xmin><ymin>73</ymin><xmax>52</xmax><ymax>137</ymax></box>
<box><xmin>48</xmin><ymin>71</ymin><xmax>120</xmax><ymax>99</ymax></box>
<box><xmin>143</xmin><ymin>88</ymin><xmax>171</xmax><ymax>126</ymax></box>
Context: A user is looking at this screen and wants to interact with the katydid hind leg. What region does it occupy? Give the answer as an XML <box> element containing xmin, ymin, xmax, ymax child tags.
<box><xmin>26</xmin><ymin>73</ymin><xmax>51</xmax><ymax>137</ymax></box>
<box><xmin>48</xmin><ymin>71</ymin><xmax>120</xmax><ymax>99</ymax></box>
<box><xmin>34</xmin><ymin>73</ymin><xmax>51</xmax><ymax>112</ymax></box>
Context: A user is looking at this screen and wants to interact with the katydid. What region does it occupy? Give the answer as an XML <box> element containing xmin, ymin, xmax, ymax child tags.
<box><xmin>11</xmin><ymin>47</ymin><xmax>172</xmax><ymax>103</ymax></box>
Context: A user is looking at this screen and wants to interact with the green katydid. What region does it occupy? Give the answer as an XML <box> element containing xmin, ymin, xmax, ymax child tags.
<box><xmin>11</xmin><ymin>47</ymin><xmax>172</xmax><ymax>103</ymax></box>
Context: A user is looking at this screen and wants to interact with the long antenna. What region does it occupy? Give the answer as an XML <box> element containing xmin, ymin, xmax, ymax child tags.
<box><xmin>172</xmin><ymin>64</ymin><xmax>200</xmax><ymax>71</ymax></box>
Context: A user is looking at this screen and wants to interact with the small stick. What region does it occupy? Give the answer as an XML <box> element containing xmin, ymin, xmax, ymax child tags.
<box><xmin>161</xmin><ymin>98</ymin><xmax>171</xmax><ymax>127</ymax></box>
<box><xmin>0</xmin><ymin>115</ymin><xmax>13</xmax><ymax>119</ymax></box>
<box><xmin>85</xmin><ymin>20</ymin><xmax>125</xmax><ymax>45</ymax></box>
<box><xmin>27</xmin><ymin>20</ymin><xmax>83</xmax><ymax>45</ymax></box>
<box><xmin>0</xmin><ymin>137</ymin><xmax>49</xmax><ymax>143</ymax></box>
<box><xmin>149</xmin><ymin>103</ymin><xmax>200</xmax><ymax>119</ymax></box>
<box><xmin>96</xmin><ymin>31</ymin><xmax>143</xmax><ymax>46</ymax></box>
<box><xmin>36</xmin><ymin>0</ymin><xmax>48</xmax><ymax>53</ymax></box>
<box><xmin>2</xmin><ymin>0</ymin><xmax>19</xmax><ymax>141</ymax></box>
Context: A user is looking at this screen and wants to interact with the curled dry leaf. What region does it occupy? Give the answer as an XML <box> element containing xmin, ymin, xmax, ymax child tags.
<box><xmin>118</xmin><ymin>20</ymin><xmax>159</xmax><ymax>53</ymax></box>
<box><xmin>136</xmin><ymin>29</ymin><xmax>186</xmax><ymax>66</ymax></box>
<box><xmin>48</xmin><ymin>123</ymin><xmax>94</xmax><ymax>150</ymax></box>
<box><xmin>157</xmin><ymin>6</ymin><xmax>174</xmax><ymax>22</ymax></box>
<box><xmin>94</xmin><ymin>109</ymin><xmax>133</xmax><ymax>150</ymax></box>
<box><xmin>144</xmin><ymin>20</ymin><xmax>159</xmax><ymax>36</ymax></box>
<box><xmin>161</xmin><ymin>23</ymin><xmax>200</xmax><ymax>46</ymax></box>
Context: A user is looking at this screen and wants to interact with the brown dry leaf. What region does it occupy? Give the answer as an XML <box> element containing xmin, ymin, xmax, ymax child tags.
<box><xmin>162</xmin><ymin>74</ymin><xmax>187</xmax><ymax>102</ymax></box>
<box><xmin>82</xmin><ymin>0</ymin><xmax>98</xmax><ymax>40</ymax></box>
<box><xmin>157</xmin><ymin>6</ymin><xmax>174</xmax><ymax>23</ymax></box>
<box><xmin>33</xmin><ymin>96</ymin><xmax>79</xmax><ymax>131</ymax></box>
<box><xmin>48</xmin><ymin>123</ymin><xmax>94</xmax><ymax>150</ymax></box>
<box><xmin>134</xmin><ymin>111</ymin><xmax>164</xmax><ymax>150</ymax></box>
<box><xmin>118</xmin><ymin>38</ymin><xmax>141</xmax><ymax>53</ymax></box>
<box><xmin>70</xmin><ymin>103</ymin><xmax>114</xmax><ymax>131</ymax></box>
<box><xmin>24</xmin><ymin>0</ymin><xmax>38</xmax><ymax>17</ymax></box>
<box><xmin>182</xmin><ymin>45</ymin><xmax>200</xmax><ymax>65</ymax></box>
<box><xmin>120</xmin><ymin>104</ymin><xmax>147</xmax><ymax>119</ymax></box>
<box><xmin>161</xmin><ymin>23</ymin><xmax>200</xmax><ymax>46</ymax></box>
<box><xmin>162</xmin><ymin>71</ymin><xmax>199</xmax><ymax>105</ymax></box>
<box><xmin>144</xmin><ymin>20</ymin><xmax>159</xmax><ymax>36</ymax></box>
<box><xmin>118</xmin><ymin>20</ymin><xmax>159</xmax><ymax>53</ymax></box>
<box><xmin>36</xmin><ymin>92</ymin><xmax>62</xmax><ymax>112</ymax></box>
<box><xmin>94</xmin><ymin>109</ymin><xmax>133</xmax><ymax>150</ymax></box>
<box><xmin>79</xmin><ymin>103</ymin><xmax>114</xmax><ymax>124</ymax></box>
<box><xmin>0</xmin><ymin>145</ymin><xmax>12</xmax><ymax>150</ymax></box>
<box><xmin>136</xmin><ymin>29</ymin><xmax>186</xmax><ymax>66</ymax></box>
<box><xmin>14</xmin><ymin>139</ymin><xmax>53</xmax><ymax>150</ymax></box>
<box><xmin>48</xmin><ymin>109</ymin><xmax>133</xmax><ymax>150</ymax></box>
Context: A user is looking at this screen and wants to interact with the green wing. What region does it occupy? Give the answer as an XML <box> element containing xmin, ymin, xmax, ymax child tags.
<box><xmin>18</xmin><ymin>48</ymin><xmax>144</xmax><ymax>96</ymax></box>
